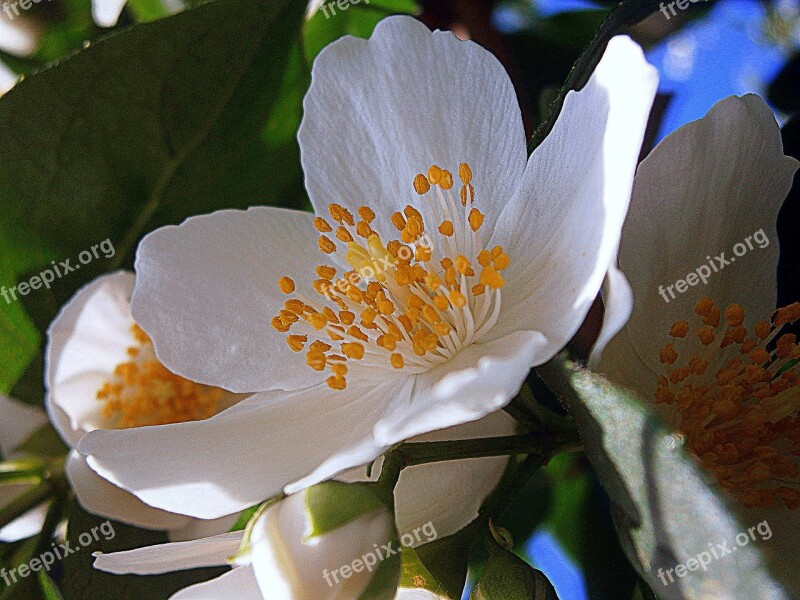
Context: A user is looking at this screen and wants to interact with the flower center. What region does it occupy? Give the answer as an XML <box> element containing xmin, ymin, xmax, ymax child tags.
<box><xmin>655</xmin><ymin>297</ymin><xmax>800</xmax><ymax>509</ymax></box>
<box><xmin>96</xmin><ymin>324</ymin><xmax>225</xmax><ymax>428</ymax></box>
<box><xmin>272</xmin><ymin>163</ymin><xmax>510</xmax><ymax>390</ymax></box>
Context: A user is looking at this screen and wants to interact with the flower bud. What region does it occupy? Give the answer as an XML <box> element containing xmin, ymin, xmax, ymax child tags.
<box><xmin>250</xmin><ymin>482</ymin><xmax>400</xmax><ymax>600</ymax></box>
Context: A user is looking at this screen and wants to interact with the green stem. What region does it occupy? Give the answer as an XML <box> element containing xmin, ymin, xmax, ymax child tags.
<box><xmin>0</xmin><ymin>481</ymin><xmax>56</xmax><ymax>531</ymax></box>
<box><xmin>396</xmin><ymin>430</ymin><xmax>582</xmax><ymax>467</ymax></box>
<box><xmin>528</xmin><ymin>0</ymin><xmax>664</xmax><ymax>152</ymax></box>
<box><xmin>0</xmin><ymin>461</ymin><xmax>66</xmax><ymax>530</ymax></box>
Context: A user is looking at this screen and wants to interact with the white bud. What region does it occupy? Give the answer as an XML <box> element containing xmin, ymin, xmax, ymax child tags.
<box><xmin>250</xmin><ymin>484</ymin><xmax>397</xmax><ymax>600</ymax></box>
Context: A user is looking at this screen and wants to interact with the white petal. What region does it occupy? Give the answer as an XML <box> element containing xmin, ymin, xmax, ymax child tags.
<box><xmin>80</xmin><ymin>378</ymin><xmax>412</xmax><ymax>519</ymax></box>
<box><xmin>0</xmin><ymin>60</ymin><xmax>16</xmax><ymax>96</ymax></box>
<box><xmin>131</xmin><ymin>207</ymin><xmax>327</xmax><ymax>393</ymax></box>
<box><xmin>394</xmin><ymin>410</ymin><xmax>516</xmax><ymax>539</ymax></box>
<box><xmin>45</xmin><ymin>271</ymin><xmax>136</xmax><ymax>442</ymax></box>
<box><xmin>171</xmin><ymin>565</ymin><xmax>263</xmax><ymax>600</ymax></box>
<box><xmin>487</xmin><ymin>36</ymin><xmax>657</xmax><ymax>352</ymax></box>
<box><xmin>299</xmin><ymin>15</ymin><xmax>527</xmax><ymax>238</ymax></box>
<box><xmin>251</xmin><ymin>493</ymin><xmax>393</xmax><ymax>600</ymax></box>
<box><xmin>0</xmin><ymin>393</ymin><xmax>47</xmax><ymax>457</ymax></box>
<box><xmin>168</xmin><ymin>513</ymin><xmax>241</xmax><ymax>543</ymax></box>
<box><xmin>91</xmin><ymin>0</ymin><xmax>127</xmax><ymax>27</ymax></box>
<box><xmin>395</xmin><ymin>590</ymin><xmax>449</xmax><ymax>600</ymax></box>
<box><xmin>0</xmin><ymin>483</ymin><xmax>48</xmax><ymax>542</ymax></box>
<box><xmin>375</xmin><ymin>330</ymin><xmax>547</xmax><ymax>444</ymax></box>
<box><xmin>0</xmin><ymin>20</ymin><xmax>39</xmax><ymax>57</ymax></box>
<box><xmin>598</xmin><ymin>95</ymin><xmax>800</xmax><ymax>394</ymax></box>
<box><xmin>588</xmin><ymin>265</ymin><xmax>632</xmax><ymax>368</ymax></box>
<box><xmin>93</xmin><ymin>530</ymin><xmax>243</xmax><ymax>575</ymax></box>
<box><xmin>66</xmin><ymin>451</ymin><xmax>192</xmax><ymax>531</ymax></box>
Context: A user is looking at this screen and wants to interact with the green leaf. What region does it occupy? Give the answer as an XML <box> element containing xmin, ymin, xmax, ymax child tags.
<box><xmin>15</xmin><ymin>425</ymin><xmax>69</xmax><ymax>459</ymax></box>
<box><xmin>399</xmin><ymin>522</ymin><xmax>476</xmax><ymax>599</ymax></box>
<box><xmin>537</xmin><ymin>357</ymin><xmax>789</xmax><ymax>600</ymax></box>
<box><xmin>304</xmin><ymin>0</ymin><xmax>418</xmax><ymax>63</ymax></box>
<box><xmin>356</xmin><ymin>543</ymin><xmax>402</xmax><ymax>600</ymax></box>
<box><xmin>304</xmin><ymin>481</ymin><xmax>386</xmax><ymax>538</ymax></box>
<box><xmin>471</xmin><ymin>544</ymin><xmax>559</xmax><ymax>600</ymax></box>
<box><xmin>61</xmin><ymin>502</ymin><xmax>226</xmax><ymax>600</ymax></box>
<box><xmin>0</xmin><ymin>0</ymin><xmax>308</xmax><ymax>399</ymax></box>
<box><xmin>126</xmin><ymin>0</ymin><xmax>171</xmax><ymax>23</ymax></box>
<box><xmin>38</xmin><ymin>570</ymin><xmax>65</xmax><ymax>600</ymax></box>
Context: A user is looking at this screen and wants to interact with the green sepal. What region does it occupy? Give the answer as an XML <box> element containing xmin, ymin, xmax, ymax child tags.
<box><xmin>304</xmin><ymin>481</ymin><xmax>386</xmax><ymax>539</ymax></box>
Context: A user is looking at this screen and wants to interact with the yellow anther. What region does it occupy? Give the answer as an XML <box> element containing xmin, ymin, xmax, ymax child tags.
<box><xmin>347</xmin><ymin>326</ymin><xmax>369</xmax><ymax>342</ymax></box>
<box><xmin>441</xmin><ymin>170</ymin><xmax>454</xmax><ymax>190</ymax></box>
<box><xmin>357</xmin><ymin>206</ymin><xmax>376</xmax><ymax>223</ymax></box>
<box><xmin>356</xmin><ymin>221</ymin><xmax>373</xmax><ymax>239</ymax></box>
<box><xmin>339</xmin><ymin>311</ymin><xmax>356</xmax><ymax>325</ymax></box>
<box><xmin>271</xmin><ymin>316</ymin><xmax>290</xmax><ymax>333</ymax></box>
<box><xmin>286</xmin><ymin>335</ymin><xmax>307</xmax><ymax>352</ymax></box>
<box><xmin>454</xmin><ymin>255</ymin><xmax>474</xmax><ymax>277</ymax></box>
<box><xmin>331</xmin><ymin>363</ymin><xmax>348</xmax><ymax>377</ymax></box>
<box><xmin>416</xmin><ymin>246</ymin><xmax>432</xmax><ymax>262</ymax></box>
<box><xmin>422</xmin><ymin>305</ymin><xmax>440</xmax><ymax>323</ymax></box>
<box><xmin>697</xmin><ymin>326</ymin><xmax>716</xmax><ymax>345</ymax></box>
<box><xmin>391</xmin><ymin>212</ymin><xmax>406</xmax><ymax>231</ymax></box>
<box><xmin>438</xmin><ymin>220</ymin><xmax>454</xmax><ymax>237</ymax></box>
<box><xmin>468</xmin><ymin>208</ymin><xmax>484</xmax><ymax>232</ymax></box>
<box><xmin>378</xmin><ymin>334</ymin><xmax>397</xmax><ymax>351</ymax></box>
<box><xmin>378</xmin><ymin>300</ymin><xmax>395</xmax><ymax>315</ymax></box>
<box><xmin>327</xmin><ymin>376</ymin><xmax>347</xmax><ymax>390</ymax></box>
<box><xmin>307</xmin><ymin>351</ymin><xmax>327</xmax><ymax>371</ymax></box>
<box><xmin>391</xmin><ymin>353</ymin><xmax>404</xmax><ymax>369</ymax></box>
<box><xmin>755</xmin><ymin>321</ymin><xmax>771</xmax><ymax>340</ymax></box>
<box><xmin>725</xmin><ymin>304</ymin><xmax>745</xmax><ymax>327</ymax></box>
<box><xmin>314</xmin><ymin>217</ymin><xmax>332</xmax><ymax>233</ymax></box>
<box><xmin>342</xmin><ymin>342</ymin><xmax>365</xmax><ymax>360</ymax></box>
<box><xmin>310</xmin><ymin>340</ymin><xmax>332</xmax><ymax>353</ymax></box>
<box><xmin>449</xmin><ymin>290</ymin><xmax>467</xmax><ymax>308</ymax></box>
<box><xmin>472</xmin><ymin>283</ymin><xmax>486</xmax><ymax>296</ymax></box>
<box><xmin>490</xmin><ymin>246</ymin><xmax>503</xmax><ymax>259</ymax></box>
<box><xmin>493</xmin><ymin>252</ymin><xmax>510</xmax><ymax>271</ymax></box>
<box><xmin>308</xmin><ymin>312</ymin><xmax>329</xmax><ymax>330</ymax></box>
<box><xmin>428</xmin><ymin>165</ymin><xmax>443</xmax><ymax>185</ymax></box>
<box><xmin>318</xmin><ymin>236</ymin><xmax>336</xmax><ymax>254</ymax></box>
<box><xmin>285</xmin><ymin>299</ymin><xmax>305</xmax><ymax>314</ymax></box>
<box><xmin>659</xmin><ymin>343</ymin><xmax>678</xmax><ymax>365</ymax></box>
<box><xmin>434</xmin><ymin>293</ymin><xmax>449</xmax><ymax>311</ymax></box>
<box><xmin>278</xmin><ymin>276</ymin><xmax>295</xmax><ymax>294</ymax></box>
<box><xmin>480</xmin><ymin>266</ymin><xmax>504</xmax><ymax>290</ymax></box>
<box><xmin>414</xmin><ymin>174</ymin><xmax>431</xmax><ymax>195</ymax></box>
<box><xmin>477</xmin><ymin>250</ymin><xmax>491</xmax><ymax>267</ymax></box>
<box><xmin>669</xmin><ymin>321</ymin><xmax>689</xmax><ymax>338</ymax></box>
<box><xmin>316</xmin><ymin>265</ymin><xmax>337</xmax><ymax>280</ymax></box>
<box><xmin>425</xmin><ymin>273</ymin><xmax>442</xmax><ymax>290</ymax></box>
<box><xmin>459</xmin><ymin>162</ymin><xmax>473</xmax><ymax>185</ymax></box>
<box><xmin>335</xmin><ymin>226</ymin><xmax>353</xmax><ymax>243</ymax></box>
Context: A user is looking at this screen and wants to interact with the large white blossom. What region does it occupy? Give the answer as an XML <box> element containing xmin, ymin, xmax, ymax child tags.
<box><xmin>46</xmin><ymin>271</ymin><xmax>239</xmax><ymax>540</ymax></box>
<box><xmin>593</xmin><ymin>94</ymin><xmax>800</xmax><ymax>591</ymax></box>
<box><xmin>77</xmin><ymin>16</ymin><xmax>657</xmax><ymax>529</ymax></box>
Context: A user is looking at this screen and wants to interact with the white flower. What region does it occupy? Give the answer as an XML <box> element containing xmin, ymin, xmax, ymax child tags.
<box><xmin>46</xmin><ymin>271</ymin><xmax>240</xmax><ymax>540</ymax></box>
<box><xmin>78</xmin><ymin>16</ymin><xmax>658</xmax><ymax>526</ymax></box>
<box><xmin>94</xmin><ymin>482</ymin><xmax>398</xmax><ymax>600</ymax></box>
<box><xmin>0</xmin><ymin>393</ymin><xmax>48</xmax><ymax>542</ymax></box>
<box><xmin>592</xmin><ymin>95</ymin><xmax>800</xmax><ymax>590</ymax></box>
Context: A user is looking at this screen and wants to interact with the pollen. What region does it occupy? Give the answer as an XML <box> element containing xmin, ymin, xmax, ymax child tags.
<box><xmin>654</xmin><ymin>297</ymin><xmax>800</xmax><ymax>510</ymax></box>
<box><xmin>96</xmin><ymin>325</ymin><xmax>224</xmax><ymax>429</ymax></box>
<box><xmin>272</xmin><ymin>161</ymin><xmax>508</xmax><ymax>391</ymax></box>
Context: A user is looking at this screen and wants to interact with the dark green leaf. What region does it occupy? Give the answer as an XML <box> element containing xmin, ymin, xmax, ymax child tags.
<box><xmin>61</xmin><ymin>502</ymin><xmax>226</xmax><ymax>600</ymax></box>
<box><xmin>538</xmin><ymin>357</ymin><xmax>789</xmax><ymax>600</ymax></box>
<box><xmin>15</xmin><ymin>425</ymin><xmax>69</xmax><ymax>459</ymax></box>
<box><xmin>304</xmin><ymin>0</ymin><xmax>418</xmax><ymax>63</ymax></box>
